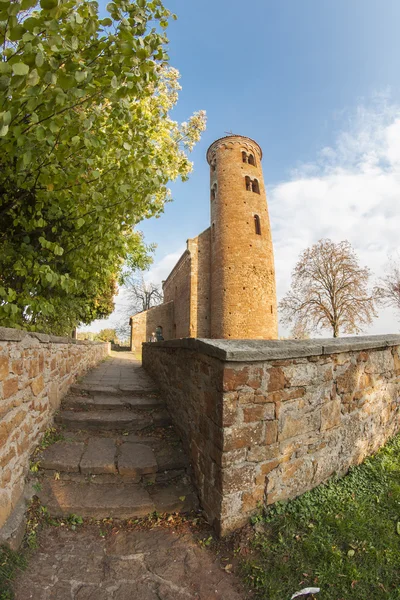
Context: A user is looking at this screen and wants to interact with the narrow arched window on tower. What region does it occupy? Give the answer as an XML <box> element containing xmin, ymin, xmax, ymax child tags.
<box><xmin>252</xmin><ymin>179</ymin><xmax>260</xmax><ymax>194</ymax></box>
<box><xmin>211</xmin><ymin>160</ymin><xmax>216</xmax><ymax>172</ymax></box>
<box><xmin>254</xmin><ymin>214</ymin><xmax>261</xmax><ymax>235</ymax></box>
<box><xmin>242</xmin><ymin>151</ymin><xmax>248</xmax><ymax>163</ymax></box>
<box><xmin>245</xmin><ymin>176</ymin><xmax>252</xmax><ymax>192</ymax></box>
<box><xmin>248</xmin><ymin>154</ymin><xmax>256</xmax><ymax>166</ymax></box>
<box><xmin>211</xmin><ymin>183</ymin><xmax>217</xmax><ymax>200</ymax></box>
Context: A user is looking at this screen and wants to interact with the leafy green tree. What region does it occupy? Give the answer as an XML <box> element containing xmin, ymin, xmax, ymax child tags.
<box><xmin>95</xmin><ymin>328</ymin><xmax>117</xmax><ymax>343</ymax></box>
<box><xmin>0</xmin><ymin>0</ymin><xmax>206</xmax><ymax>334</ymax></box>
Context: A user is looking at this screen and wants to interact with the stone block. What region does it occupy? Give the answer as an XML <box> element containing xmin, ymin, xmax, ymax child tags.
<box><xmin>2</xmin><ymin>377</ymin><xmax>18</xmax><ymax>399</ymax></box>
<box><xmin>321</xmin><ymin>397</ymin><xmax>341</xmax><ymax>431</ymax></box>
<box><xmin>31</xmin><ymin>375</ymin><xmax>44</xmax><ymax>396</ymax></box>
<box><xmin>223</xmin><ymin>422</ymin><xmax>264</xmax><ymax>451</ymax></box>
<box><xmin>221</xmin><ymin>464</ymin><xmax>256</xmax><ymax>494</ymax></box>
<box><xmin>267</xmin><ymin>367</ymin><xmax>286</xmax><ymax>392</ymax></box>
<box><xmin>80</xmin><ymin>438</ymin><xmax>117</xmax><ymax>475</ymax></box>
<box><xmin>39</xmin><ymin>441</ymin><xmax>83</xmax><ymax>472</ymax></box>
<box><xmin>265</xmin><ymin>420</ymin><xmax>278</xmax><ymax>445</ymax></box>
<box><xmin>279</xmin><ymin>405</ymin><xmax>321</xmax><ymax>441</ymax></box>
<box><xmin>243</xmin><ymin>404</ymin><xmax>275</xmax><ymax>423</ymax></box>
<box><xmin>0</xmin><ymin>356</ymin><xmax>9</xmax><ymax>381</ymax></box>
<box><xmin>118</xmin><ymin>443</ymin><xmax>157</xmax><ymax>477</ymax></box>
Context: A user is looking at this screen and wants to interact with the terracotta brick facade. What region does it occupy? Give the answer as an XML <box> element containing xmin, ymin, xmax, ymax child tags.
<box><xmin>0</xmin><ymin>328</ymin><xmax>109</xmax><ymax>532</ymax></box>
<box><xmin>130</xmin><ymin>134</ymin><xmax>278</xmax><ymax>351</ymax></box>
<box><xmin>143</xmin><ymin>335</ymin><xmax>400</xmax><ymax>535</ymax></box>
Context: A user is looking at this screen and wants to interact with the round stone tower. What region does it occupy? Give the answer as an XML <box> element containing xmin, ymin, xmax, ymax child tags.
<box><xmin>206</xmin><ymin>134</ymin><xmax>278</xmax><ymax>339</ymax></box>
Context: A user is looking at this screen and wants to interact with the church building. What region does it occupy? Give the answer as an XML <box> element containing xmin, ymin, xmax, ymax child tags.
<box><xmin>129</xmin><ymin>134</ymin><xmax>278</xmax><ymax>351</ymax></box>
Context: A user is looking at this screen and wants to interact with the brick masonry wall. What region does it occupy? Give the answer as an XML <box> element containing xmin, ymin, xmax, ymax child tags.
<box><xmin>207</xmin><ymin>135</ymin><xmax>278</xmax><ymax>340</ymax></box>
<box><xmin>130</xmin><ymin>301</ymin><xmax>174</xmax><ymax>352</ymax></box>
<box><xmin>0</xmin><ymin>327</ymin><xmax>109</xmax><ymax>531</ymax></box>
<box><xmin>163</xmin><ymin>251</ymin><xmax>191</xmax><ymax>339</ymax></box>
<box><xmin>143</xmin><ymin>336</ymin><xmax>400</xmax><ymax>535</ymax></box>
<box><xmin>188</xmin><ymin>228</ymin><xmax>211</xmax><ymax>338</ymax></box>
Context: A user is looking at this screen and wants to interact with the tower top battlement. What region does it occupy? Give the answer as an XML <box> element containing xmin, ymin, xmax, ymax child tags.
<box><xmin>206</xmin><ymin>134</ymin><xmax>263</xmax><ymax>164</ymax></box>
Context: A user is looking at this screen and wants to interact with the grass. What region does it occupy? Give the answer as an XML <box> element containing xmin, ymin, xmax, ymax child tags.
<box><xmin>0</xmin><ymin>546</ymin><xmax>26</xmax><ymax>600</ymax></box>
<box><xmin>241</xmin><ymin>433</ymin><xmax>400</xmax><ymax>599</ymax></box>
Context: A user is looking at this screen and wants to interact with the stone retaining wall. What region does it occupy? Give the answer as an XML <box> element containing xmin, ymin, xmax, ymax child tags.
<box><xmin>0</xmin><ymin>327</ymin><xmax>109</xmax><ymax>534</ymax></box>
<box><xmin>143</xmin><ymin>335</ymin><xmax>400</xmax><ymax>535</ymax></box>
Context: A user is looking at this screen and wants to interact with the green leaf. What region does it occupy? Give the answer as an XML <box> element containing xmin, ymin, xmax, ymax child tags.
<box><xmin>27</xmin><ymin>69</ymin><xmax>39</xmax><ymax>87</ymax></box>
<box><xmin>0</xmin><ymin>62</ymin><xmax>11</xmax><ymax>74</ymax></box>
<box><xmin>75</xmin><ymin>71</ymin><xmax>87</xmax><ymax>83</ymax></box>
<box><xmin>9</xmin><ymin>24</ymin><xmax>25</xmax><ymax>41</ymax></box>
<box><xmin>21</xmin><ymin>0</ymin><xmax>38</xmax><ymax>9</ymax></box>
<box><xmin>396</xmin><ymin>522</ymin><xmax>400</xmax><ymax>535</ymax></box>
<box><xmin>35</xmin><ymin>52</ymin><xmax>44</xmax><ymax>67</ymax></box>
<box><xmin>0</xmin><ymin>124</ymin><xmax>9</xmax><ymax>137</ymax></box>
<box><xmin>1</xmin><ymin>111</ymin><xmax>11</xmax><ymax>125</ymax></box>
<box><xmin>12</xmin><ymin>63</ymin><xmax>29</xmax><ymax>76</ymax></box>
<box><xmin>40</xmin><ymin>0</ymin><xmax>58</xmax><ymax>9</ymax></box>
<box><xmin>77</xmin><ymin>218</ymin><xmax>85</xmax><ymax>228</ymax></box>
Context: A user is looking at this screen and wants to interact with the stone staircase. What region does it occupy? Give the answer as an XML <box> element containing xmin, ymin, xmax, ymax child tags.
<box><xmin>34</xmin><ymin>355</ymin><xmax>197</xmax><ymax>520</ymax></box>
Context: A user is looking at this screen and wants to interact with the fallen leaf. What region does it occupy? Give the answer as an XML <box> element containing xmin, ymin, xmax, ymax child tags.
<box><xmin>224</xmin><ymin>564</ymin><xmax>233</xmax><ymax>573</ymax></box>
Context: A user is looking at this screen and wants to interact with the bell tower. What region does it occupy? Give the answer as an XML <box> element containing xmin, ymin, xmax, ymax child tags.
<box><xmin>206</xmin><ymin>134</ymin><xmax>278</xmax><ymax>339</ymax></box>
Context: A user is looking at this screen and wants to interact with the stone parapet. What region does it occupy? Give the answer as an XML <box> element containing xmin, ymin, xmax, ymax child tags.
<box><xmin>143</xmin><ymin>335</ymin><xmax>400</xmax><ymax>535</ymax></box>
<box><xmin>0</xmin><ymin>328</ymin><xmax>109</xmax><ymax>540</ymax></box>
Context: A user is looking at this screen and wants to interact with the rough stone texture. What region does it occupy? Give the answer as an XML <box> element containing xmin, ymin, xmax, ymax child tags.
<box><xmin>38</xmin><ymin>480</ymin><xmax>155</xmax><ymax>518</ymax></box>
<box><xmin>118</xmin><ymin>443</ymin><xmax>158</xmax><ymax>477</ymax></box>
<box><xmin>39</xmin><ymin>441</ymin><xmax>86</xmax><ymax>473</ymax></box>
<box><xmin>143</xmin><ymin>336</ymin><xmax>400</xmax><ymax>536</ymax></box>
<box><xmin>55</xmin><ymin>410</ymin><xmax>152</xmax><ymax>431</ymax></box>
<box><xmin>0</xmin><ymin>328</ymin><xmax>109</xmax><ymax>532</ymax></box>
<box><xmin>80</xmin><ymin>438</ymin><xmax>117</xmax><ymax>474</ymax></box>
<box><xmin>12</xmin><ymin>527</ymin><xmax>246</xmax><ymax>600</ymax></box>
<box><xmin>130</xmin><ymin>134</ymin><xmax>279</xmax><ymax>351</ymax></box>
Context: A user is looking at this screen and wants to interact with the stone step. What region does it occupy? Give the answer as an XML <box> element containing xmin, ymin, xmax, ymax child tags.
<box><xmin>37</xmin><ymin>479</ymin><xmax>198</xmax><ymax>518</ymax></box>
<box><xmin>37</xmin><ymin>438</ymin><xmax>189</xmax><ymax>478</ymax></box>
<box><xmin>54</xmin><ymin>409</ymin><xmax>171</xmax><ymax>431</ymax></box>
<box><xmin>70</xmin><ymin>382</ymin><xmax>158</xmax><ymax>397</ymax></box>
<box><xmin>62</xmin><ymin>394</ymin><xmax>164</xmax><ymax>412</ymax></box>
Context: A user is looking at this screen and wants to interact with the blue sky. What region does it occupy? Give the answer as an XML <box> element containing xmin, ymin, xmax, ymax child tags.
<box><xmin>84</xmin><ymin>0</ymin><xmax>400</xmax><ymax>336</ymax></box>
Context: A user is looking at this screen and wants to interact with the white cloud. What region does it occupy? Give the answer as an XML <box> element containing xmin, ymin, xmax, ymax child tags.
<box><xmin>143</xmin><ymin>247</ymin><xmax>186</xmax><ymax>285</ymax></box>
<box><xmin>270</xmin><ymin>97</ymin><xmax>400</xmax><ymax>335</ymax></box>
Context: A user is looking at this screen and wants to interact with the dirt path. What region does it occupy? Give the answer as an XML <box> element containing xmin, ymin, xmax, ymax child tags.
<box><xmin>13</xmin><ymin>524</ymin><xmax>248</xmax><ymax>599</ymax></box>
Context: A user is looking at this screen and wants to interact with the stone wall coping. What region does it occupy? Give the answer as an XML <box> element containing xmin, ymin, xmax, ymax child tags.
<box><xmin>0</xmin><ymin>327</ymin><xmax>106</xmax><ymax>346</ymax></box>
<box><xmin>143</xmin><ymin>334</ymin><xmax>400</xmax><ymax>362</ymax></box>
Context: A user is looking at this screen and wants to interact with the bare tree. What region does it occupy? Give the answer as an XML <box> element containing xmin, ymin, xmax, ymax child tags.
<box><xmin>115</xmin><ymin>273</ymin><xmax>163</xmax><ymax>341</ymax></box>
<box><xmin>279</xmin><ymin>239</ymin><xmax>378</xmax><ymax>338</ymax></box>
<box><xmin>375</xmin><ymin>255</ymin><xmax>400</xmax><ymax>316</ymax></box>
<box><xmin>124</xmin><ymin>273</ymin><xmax>163</xmax><ymax>313</ymax></box>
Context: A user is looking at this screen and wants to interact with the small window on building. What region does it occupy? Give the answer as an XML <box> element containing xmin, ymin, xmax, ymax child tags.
<box><xmin>252</xmin><ymin>179</ymin><xmax>260</xmax><ymax>194</ymax></box>
<box><xmin>245</xmin><ymin>176</ymin><xmax>252</xmax><ymax>192</ymax></box>
<box><xmin>254</xmin><ymin>214</ymin><xmax>261</xmax><ymax>235</ymax></box>
<box><xmin>212</xmin><ymin>222</ymin><xmax>215</xmax><ymax>240</ymax></box>
<box><xmin>242</xmin><ymin>151</ymin><xmax>248</xmax><ymax>163</ymax></box>
<box><xmin>155</xmin><ymin>326</ymin><xmax>164</xmax><ymax>341</ymax></box>
<box><xmin>211</xmin><ymin>184</ymin><xmax>217</xmax><ymax>200</ymax></box>
<box><xmin>211</xmin><ymin>160</ymin><xmax>216</xmax><ymax>172</ymax></box>
<box><xmin>248</xmin><ymin>154</ymin><xmax>256</xmax><ymax>166</ymax></box>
